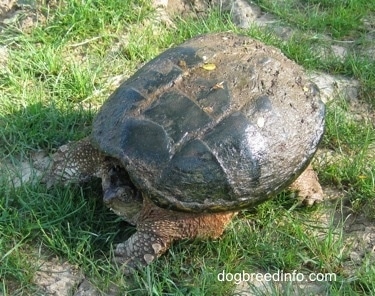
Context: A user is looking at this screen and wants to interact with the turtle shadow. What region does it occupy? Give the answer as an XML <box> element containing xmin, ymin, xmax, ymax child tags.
<box><xmin>0</xmin><ymin>101</ymin><xmax>135</xmax><ymax>251</ymax></box>
<box><xmin>0</xmin><ymin>101</ymin><xmax>93</xmax><ymax>188</ymax></box>
<box><xmin>0</xmin><ymin>101</ymin><xmax>94</xmax><ymax>157</ymax></box>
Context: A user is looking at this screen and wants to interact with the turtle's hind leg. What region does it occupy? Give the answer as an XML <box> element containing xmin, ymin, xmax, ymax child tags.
<box><xmin>289</xmin><ymin>164</ymin><xmax>324</xmax><ymax>205</ymax></box>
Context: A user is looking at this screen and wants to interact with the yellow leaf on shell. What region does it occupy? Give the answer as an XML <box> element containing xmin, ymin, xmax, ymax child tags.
<box><xmin>202</xmin><ymin>63</ymin><xmax>216</xmax><ymax>71</ymax></box>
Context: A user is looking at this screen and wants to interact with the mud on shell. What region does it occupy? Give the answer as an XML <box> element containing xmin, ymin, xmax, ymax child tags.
<box><xmin>92</xmin><ymin>32</ymin><xmax>325</xmax><ymax>212</ymax></box>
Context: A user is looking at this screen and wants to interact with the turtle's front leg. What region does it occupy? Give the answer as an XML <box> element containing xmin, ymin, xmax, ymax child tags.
<box><xmin>43</xmin><ymin>137</ymin><xmax>105</xmax><ymax>186</ymax></box>
<box><xmin>114</xmin><ymin>229</ymin><xmax>171</xmax><ymax>272</ymax></box>
<box><xmin>113</xmin><ymin>197</ymin><xmax>235</xmax><ymax>273</ymax></box>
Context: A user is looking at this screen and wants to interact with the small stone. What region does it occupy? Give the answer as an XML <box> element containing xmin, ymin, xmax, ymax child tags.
<box><xmin>229</xmin><ymin>0</ymin><xmax>261</xmax><ymax>28</ymax></box>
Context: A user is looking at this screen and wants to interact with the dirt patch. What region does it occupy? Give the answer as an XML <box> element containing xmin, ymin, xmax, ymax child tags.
<box><xmin>157</xmin><ymin>0</ymin><xmax>375</xmax><ymax>62</ymax></box>
<box><xmin>233</xmin><ymin>193</ymin><xmax>375</xmax><ymax>295</ymax></box>
<box><xmin>315</xmin><ymin>199</ymin><xmax>375</xmax><ymax>277</ymax></box>
<box><xmin>33</xmin><ymin>258</ymin><xmax>84</xmax><ymax>296</ymax></box>
<box><xmin>0</xmin><ymin>0</ymin><xmax>46</xmax><ymax>32</ymax></box>
<box><xmin>163</xmin><ymin>0</ymin><xmax>209</xmax><ymax>15</ymax></box>
<box><xmin>1</xmin><ymin>150</ymin><xmax>49</xmax><ymax>188</ymax></box>
<box><xmin>0</xmin><ymin>0</ymin><xmax>16</xmax><ymax>18</ymax></box>
<box><xmin>234</xmin><ymin>275</ymin><xmax>329</xmax><ymax>295</ymax></box>
<box><xmin>3</xmin><ymin>0</ymin><xmax>374</xmax><ymax>294</ymax></box>
<box><xmin>342</xmin><ymin>210</ymin><xmax>375</xmax><ymax>274</ymax></box>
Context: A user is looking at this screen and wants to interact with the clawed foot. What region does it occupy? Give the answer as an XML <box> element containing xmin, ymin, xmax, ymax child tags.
<box><xmin>113</xmin><ymin>231</ymin><xmax>170</xmax><ymax>274</ymax></box>
<box><xmin>290</xmin><ymin>164</ymin><xmax>324</xmax><ymax>205</ymax></box>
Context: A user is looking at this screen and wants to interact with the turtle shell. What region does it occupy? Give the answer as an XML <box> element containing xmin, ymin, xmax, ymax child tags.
<box><xmin>92</xmin><ymin>33</ymin><xmax>325</xmax><ymax>213</ymax></box>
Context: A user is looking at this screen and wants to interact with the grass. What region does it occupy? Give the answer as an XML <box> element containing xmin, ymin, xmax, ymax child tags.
<box><xmin>253</xmin><ymin>0</ymin><xmax>375</xmax><ymax>39</ymax></box>
<box><xmin>0</xmin><ymin>0</ymin><xmax>374</xmax><ymax>295</ymax></box>
<box><xmin>253</xmin><ymin>0</ymin><xmax>375</xmax><ymax>104</ymax></box>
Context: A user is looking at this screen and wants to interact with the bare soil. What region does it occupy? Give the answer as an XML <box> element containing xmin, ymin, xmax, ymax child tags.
<box><xmin>2</xmin><ymin>0</ymin><xmax>374</xmax><ymax>295</ymax></box>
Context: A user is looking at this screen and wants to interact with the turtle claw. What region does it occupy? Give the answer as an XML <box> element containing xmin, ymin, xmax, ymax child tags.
<box><xmin>290</xmin><ymin>164</ymin><xmax>324</xmax><ymax>205</ymax></box>
<box><xmin>114</xmin><ymin>231</ymin><xmax>170</xmax><ymax>274</ymax></box>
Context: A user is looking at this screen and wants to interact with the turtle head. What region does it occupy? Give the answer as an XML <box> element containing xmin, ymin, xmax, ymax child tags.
<box><xmin>44</xmin><ymin>137</ymin><xmax>143</xmax><ymax>224</ymax></box>
<box><xmin>101</xmin><ymin>164</ymin><xmax>143</xmax><ymax>225</ymax></box>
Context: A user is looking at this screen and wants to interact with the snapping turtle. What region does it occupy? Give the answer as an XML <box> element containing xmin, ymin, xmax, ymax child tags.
<box><xmin>49</xmin><ymin>33</ymin><xmax>325</xmax><ymax>271</ymax></box>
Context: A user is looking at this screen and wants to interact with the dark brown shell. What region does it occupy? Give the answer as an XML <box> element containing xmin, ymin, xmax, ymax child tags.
<box><xmin>92</xmin><ymin>33</ymin><xmax>325</xmax><ymax>212</ymax></box>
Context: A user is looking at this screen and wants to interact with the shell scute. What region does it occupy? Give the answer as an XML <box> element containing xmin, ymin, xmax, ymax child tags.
<box><xmin>143</xmin><ymin>91</ymin><xmax>212</xmax><ymax>143</ymax></box>
<box><xmin>92</xmin><ymin>33</ymin><xmax>325</xmax><ymax>212</ymax></box>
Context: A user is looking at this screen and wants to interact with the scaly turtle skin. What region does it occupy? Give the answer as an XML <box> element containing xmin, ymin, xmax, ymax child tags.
<box><xmin>48</xmin><ymin>33</ymin><xmax>325</xmax><ymax>272</ymax></box>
